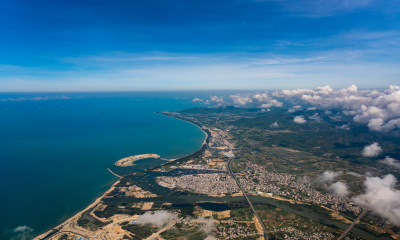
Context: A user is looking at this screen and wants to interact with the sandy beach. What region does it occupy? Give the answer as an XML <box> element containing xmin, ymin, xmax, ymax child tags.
<box><xmin>34</xmin><ymin>178</ymin><xmax>121</xmax><ymax>240</ymax></box>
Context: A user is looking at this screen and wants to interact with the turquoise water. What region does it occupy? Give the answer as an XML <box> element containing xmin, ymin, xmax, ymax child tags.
<box><xmin>0</xmin><ymin>92</ymin><xmax>206</xmax><ymax>239</ymax></box>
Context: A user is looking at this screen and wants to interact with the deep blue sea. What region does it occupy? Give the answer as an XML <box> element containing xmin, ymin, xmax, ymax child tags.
<box><xmin>0</xmin><ymin>92</ymin><xmax>209</xmax><ymax>239</ymax></box>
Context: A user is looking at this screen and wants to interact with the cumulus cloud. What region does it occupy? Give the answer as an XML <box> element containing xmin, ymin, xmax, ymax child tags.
<box><xmin>260</xmin><ymin>99</ymin><xmax>283</xmax><ymax>108</ymax></box>
<box><xmin>196</xmin><ymin>217</ymin><xmax>216</xmax><ymax>234</ymax></box>
<box><xmin>362</xmin><ymin>142</ymin><xmax>382</xmax><ymax>157</ymax></box>
<box><xmin>316</xmin><ymin>171</ymin><xmax>342</xmax><ymax>183</ymax></box>
<box><xmin>253</xmin><ymin>92</ymin><xmax>269</xmax><ymax>102</ymax></box>
<box><xmin>230</xmin><ymin>94</ymin><xmax>253</xmax><ymax>106</ymax></box>
<box><xmin>270</xmin><ymin>121</ymin><xmax>279</xmax><ymax>128</ymax></box>
<box><xmin>288</xmin><ymin>105</ymin><xmax>302</xmax><ymax>112</ymax></box>
<box><xmin>281</xmin><ymin>85</ymin><xmax>400</xmax><ymax>132</ymax></box>
<box><xmin>205</xmin><ymin>96</ymin><xmax>224</xmax><ymax>106</ymax></box>
<box><xmin>192</xmin><ymin>98</ymin><xmax>203</xmax><ymax>102</ymax></box>
<box><xmin>293</xmin><ymin>115</ymin><xmax>307</xmax><ymax>124</ymax></box>
<box><xmin>337</xmin><ymin>124</ymin><xmax>350</xmax><ymax>130</ymax></box>
<box><xmin>204</xmin><ymin>92</ymin><xmax>283</xmax><ymax>109</ymax></box>
<box><xmin>328</xmin><ymin>181</ymin><xmax>349</xmax><ymax>197</ymax></box>
<box><xmin>229</xmin><ymin>93</ymin><xmax>283</xmax><ymax>108</ymax></box>
<box><xmin>309</xmin><ymin>113</ymin><xmax>322</xmax><ymax>122</ymax></box>
<box><xmin>353</xmin><ymin>174</ymin><xmax>400</xmax><ymax>226</ymax></box>
<box><xmin>136</xmin><ymin>211</ymin><xmax>178</xmax><ymax>227</ymax></box>
<box><xmin>381</xmin><ymin>156</ymin><xmax>400</xmax><ymax>169</ymax></box>
<box><xmin>202</xmin><ymin>85</ymin><xmax>400</xmax><ymax>133</ymax></box>
<box><xmin>10</xmin><ymin>226</ymin><xmax>33</xmax><ymax>240</ymax></box>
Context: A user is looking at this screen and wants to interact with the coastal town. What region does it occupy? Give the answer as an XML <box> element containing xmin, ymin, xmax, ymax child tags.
<box><xmin>34</xmin><ymin>108</ymin><xmax>400</xmax><ymax>240</ymax></box>
<box><xmin>157</xmin><ymin>173</ymin><xmax>239</xmax><ymax>196</ymax></box>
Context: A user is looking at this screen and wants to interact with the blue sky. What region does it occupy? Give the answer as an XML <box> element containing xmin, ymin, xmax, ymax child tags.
<box><xmin>0</xmin><ymin>0</ymin><xmax>399</xmax><ymax>91</ymax></box>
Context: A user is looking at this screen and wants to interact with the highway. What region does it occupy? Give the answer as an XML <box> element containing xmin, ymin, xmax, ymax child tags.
<box><xmin>216</xmin><ymin>116</ymin><xmax>268</xmax><ymax>239</ymax></box>
<box><xmin>227</xmin><ymin>155</ymin><xmax>269</xmax><ymax>240</ymax></box>
<box><xmin>337</xmin><ymin>208</ymin><xmax>368</xmax><ymax>240</ymax></box>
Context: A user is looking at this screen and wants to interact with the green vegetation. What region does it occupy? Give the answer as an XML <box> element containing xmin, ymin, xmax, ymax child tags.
<box><xmin>121</xmin><ymin>223</ymin><xmax>159</xmax><ymax>239</ymax></box>
<box><xmin>57</xmin><ymin>234</ymin><xmax>73</xmax><ymax>240</ymax></box>
<box><xmin>160</xmin><ymin>223</ymin><xmax>207</xmax><ymax>240</ymax></box>
<box><xmin>77</xmin><ymin>208</ymin><xmax>109</xmax><ymax>231</ymax></box>
<box><xmin>169</xmin><ymin>106</ymin><xmax>400</xmax><ymax>238</ymax></box>
<box><xmin>230</xmin><ymin>207</ymin><xmax>254</xmax><ymax>221</ymax></box>
<box><xmin>83</xmin><ymin>106</ymin><xmax>400</xmax><ymax>239</ymax></box>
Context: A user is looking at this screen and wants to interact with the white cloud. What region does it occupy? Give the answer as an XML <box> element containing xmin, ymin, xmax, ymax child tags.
<box><xmin>192</xmin><ymin>98</ymin><xmax>203</xmax><ymax>102</ymax></box>
<box><xmin>337</xmin><ymin>124</ymin><xmax>350</xmax><ymax>130</ymax></box>
<box><xmin>291</xmin><ymin>85</ymin><xmax>400</xmax><ymax>132</ymax></box>
<box><xmin>196</xmin><ymin>217</ymin><xmax>216</xmax><ymax>234</ymax></box>
<box><xmin>381</xmin><ymin>156</ymin><xmax>400</xmax><ymax>169</ymax></box>
<box><xmin>230</xmin><ymin>94</ymin><xmax>253</xmax><ymax>106</ymax></box>
<box><xmin>11</xmin><ymin>226</ymin><xmax>33</xmax><ymax>240</ymax></box>
<box><xmin>270</xmin><ymin>121</ymin><xmax>279</xmax><ymax>128</ymax></box>
<box><xmin>328</xmin><ymin>181</ymin><xmax>349</xmax><ymax>197</ymax></box>
<box><xmin>362</xmin><ymin>142</ymin><xmax>382</xmax><ymax>157</ymax></box>
<box><xmin>253</xmin><ymin>92</ymin><xmax>269</xmax><ymax>102</ymax></box>
<box><xmin>136</xmin><ymin>210</ymin><xmax>178</xmax><ymax>227</ymax></box>
<box><xmin>206</xmin><ymin>96</ymin><xmax>224</xmax><ymax>106</ymax></box>
<box><xmin>316</xmin><ymin>171</ymin><xmax>342</xmax><ymax>183</ymax></box>
<box><xmin>281</xmin><ymin>88</ymin><xmax>314</xmax><ymax>96</ymax></box>
<box><xmin>201</xmin><ymin>85</ymin><xmax>400</xmax><ymax>133</ymax></box>
<box><xmin>260</xmin><ymin>99</ymin><xmax>283</xmax><ymax>108</ymax></box>
<box><xmin>309</xmin><ymin>113</ymin><xmax>322</xmax><ymax>122</ymax></box>
<box><xmin>353</xmin><ymin>174</ymin><xmax>400</xmax><ymax>226</ymax></box>
<box><xmin>293</xmin><ymin>115</ymin><xmax>307</xmax><ymax>124</ymax></box>
<box><xmin>204</xmin><ymin>92</ymin><xmax>283</xmax><ymax>109</ymax></box>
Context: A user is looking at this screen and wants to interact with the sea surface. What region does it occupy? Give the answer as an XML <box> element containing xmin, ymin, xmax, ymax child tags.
<box><xmin>0</xmin><ymin>92</ymin><xmax>208</xmax><ymax>239</ymax></box>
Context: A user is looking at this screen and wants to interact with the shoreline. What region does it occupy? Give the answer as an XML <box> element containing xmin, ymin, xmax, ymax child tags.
<box><xmin>33</xmin><ymin>111</ymin><xmax>207</xmax><ymax>239</ymax></box>
<box><xmin>157</xmin><ymin>111</ymin><xmax>209</xmax><ymax>146</ymax></box>
<box><xmin>114</xmin><ymin>153</ymin><xmax>161</xmax><ymax>167</ymax></box>
<box><xmin>146</xmin><ymin>112</ymin><xmax>210</xmax><ymax>171</ymax></box>
<box><xmin>34</xmin><ymin>179</ymin><xmax>121</xmax><ymax>240</ymax></box>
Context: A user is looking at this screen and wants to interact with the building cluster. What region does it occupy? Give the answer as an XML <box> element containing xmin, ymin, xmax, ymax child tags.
<box><xmin>217</xmin><ymin>221</ymin><xmax>258</xmax><ymax>239</ymax></box>
<box><xmin>157</xmin><ymin>173</ymin><xmax>239</xmax><ymax>195</ymax></box>
<box><xmin>239</xmin><ymin>163</ymin><xmax>361</xmax><ymax>215</ymax></box>
<box><xmin>278</xmin><ymin>227</ymin><xmax>335</xmax><ymax>240</ymax></box>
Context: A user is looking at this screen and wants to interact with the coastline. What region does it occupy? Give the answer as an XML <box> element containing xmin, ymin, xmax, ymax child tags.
<box><xmin>34</xmin><ymin>179</ymin><xmax>121</xmax><ymax>240</ymax></box>
<box><xmin>33</xmin><ymin>111</ymin><xmax>208</xmax><ymax>239</ymax></box>
<box><xmin>146</xmin><ymin>112</ymin><xmax>210</xmax><ymax>171</ymax></box>
<box><xmin>157</xmin><ymin>111</ymin><xmax>209</xmax><ymax>146</ymax></box>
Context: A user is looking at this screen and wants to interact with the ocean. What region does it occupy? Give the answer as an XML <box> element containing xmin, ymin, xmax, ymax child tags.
<box><xmin>0</xmin><ymin>92</ymin><xmax>207</xmax><ymax>239</ymax></box>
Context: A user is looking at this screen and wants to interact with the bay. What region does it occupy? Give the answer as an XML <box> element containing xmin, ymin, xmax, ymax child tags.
<box><xmin>0</xmin><ymin>92</ymin><xmax>206</xmax><ymax>239</ymax></box>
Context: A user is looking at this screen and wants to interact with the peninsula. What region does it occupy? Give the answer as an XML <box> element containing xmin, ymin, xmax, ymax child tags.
<box><xmin>114</xmin><ymin>154</ymin><xmax>160</xmax><ymax>167</ymax></box>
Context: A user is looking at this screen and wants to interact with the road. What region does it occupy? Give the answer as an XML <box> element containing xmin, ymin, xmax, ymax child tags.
<box><xmin>240</xmin><ymin>137</ymin><xmax>372</xmax><ymax>240</ymax></box>
<box><xmin>337</xmin><ymin>208</ymin><xmax>368</xmax><ymax>240</ymax></box>
<box><xmin>227</xmin><ymin>155</ymin><xmax>269</xmax><ymax>240</ymax></box>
